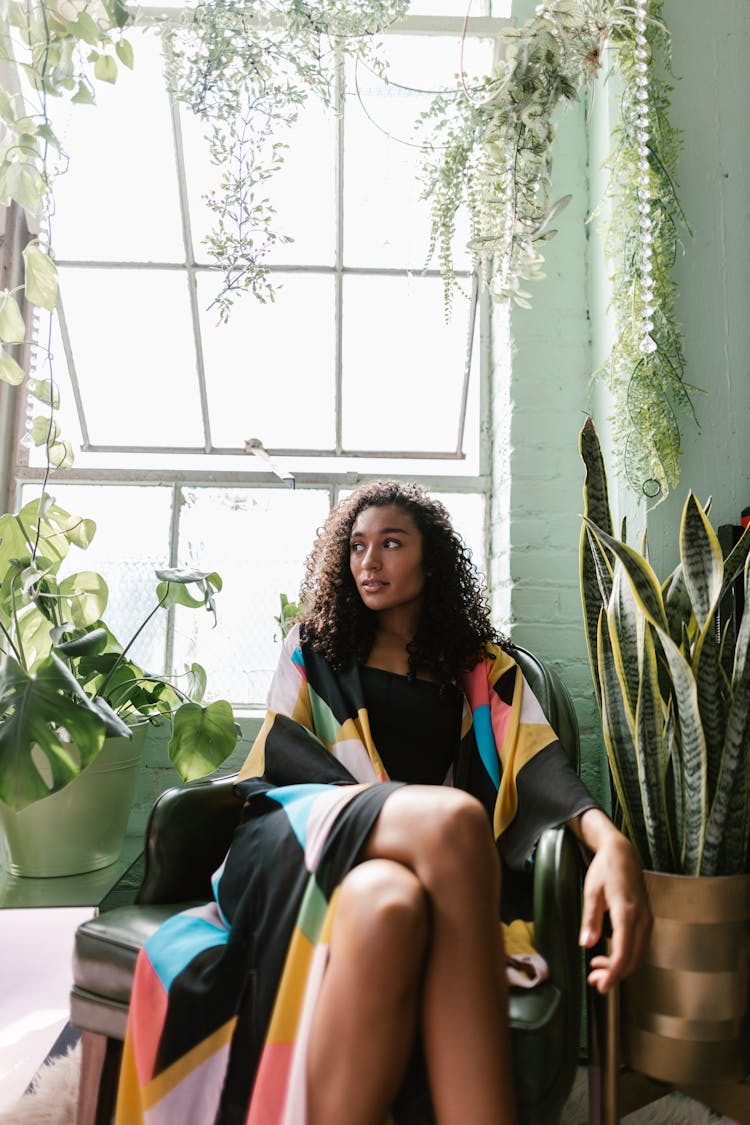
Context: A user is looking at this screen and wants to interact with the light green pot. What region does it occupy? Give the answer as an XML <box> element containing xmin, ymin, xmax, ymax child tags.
<box><xmin>0</xmin><ymin>725</ymin><xmax>147</xmax><ymax>878</ymax></box>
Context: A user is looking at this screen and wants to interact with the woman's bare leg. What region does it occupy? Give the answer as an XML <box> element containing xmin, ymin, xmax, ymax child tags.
<box><xmin>307</xmin><ymin>858</ymin><xmax>429</xmax><ymax>1125</ymax></box>
<box><xmin>361</xmin><ymin>787</ymin><xmax>516</xmax><ymax>1125</ymax></box>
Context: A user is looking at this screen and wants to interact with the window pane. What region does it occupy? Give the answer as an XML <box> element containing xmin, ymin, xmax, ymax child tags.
<box><xmin>18</xmin><ymin>484</ymin><xmax>173</xmax><ymax>673</ymax></box>
<box><xmin>432</xmin><ymin>491</ymin><xmax>486</xmax><ymax>577</ymax></box>
<box><xmin>57</xmin><ymin>268</ymin><xmax>204</xmax><ymax>447</ymax></box>
<box><xmin>339</xmin><ymin>487</ymin><xmax>485</xmax><ymax>577</ymax></box>
<box><xmin>199</xmin><ymin>272</ymin><xmax>336</xmax><ymax>450</ymax></box>
<box><xmin>172</xmin><ymin>487</ymin><xmax>330</xmax><ymax>703</ymax></box>
<box><xmin>344</xmin><ymin>35</ymin><xmax>494</xmax><ymax>269</ymax></box>
<box><xmin>180</xmin><ymin>97</ymin><xmax>337</xmax><ymax>269</ymax></box>
<box><xmin>342</xmin><ymin>274</ymin><xmax>475</xmax><ymax>451</ymax></box>
<box><xmin>50</xmin><ymin>31</ymin><xmax>184</xmax><ymax>263</ymax></box>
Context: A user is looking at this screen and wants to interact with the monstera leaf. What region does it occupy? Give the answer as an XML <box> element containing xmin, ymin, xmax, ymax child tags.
<box><xmin>0</xmin><ymin>654</ymin><xmax>108</xmax><ymax>810</ymax></box>
<box><xmin>168</xmin><ymin>700</ymin><xmax>239</xmax><ymax>781</ymax></box>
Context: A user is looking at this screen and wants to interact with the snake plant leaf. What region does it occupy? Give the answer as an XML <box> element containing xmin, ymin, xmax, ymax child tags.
<box><xmin>635</xmin><ymin>624</ymin><xmax>671</xmax><ymax>871</ymax></box>
<box><xmin>597</xmin><ymin>613</ymin><xmax>646</xmax><ymax>864</ymax></box>
<box><xmin>715</xmin><ymin>751</ymin><xmax>750</xmax><ymax>877</ymax></box>
<box><xmin>679</xmin><ymin>492</ymin><xmax>723</xmax><ymax>632</ymax></box>
<box><xmin>733</xmin><ymin>554</ymin><xmax>750</xmax><ymax>689</ymax></box>
<box><xmin>579</xmin><ymin>418</ymin><xmax>614</xmax><ymax>708</ymax></box>
<box><xmin>691</xmin><ymin>622</ymin><xmax>725</xmax><ymax>806</ymax></box>
<box><xmin>168</xmin><ymin>699</ymin><xmax>239</xmax><ymax>781</ymax></box>
<box><xmin>0</xmin><ymin>654</ymin><xmax>106</xmax><ymax>810</ymax></box>
<box><xmin>663</xmin><ymin>563</ymin><xmax>693</xmax><ymax>646</ymax></box>
<box><xmin>651</xmin><ymin>627</ymin><xmax>707</xmax><ymax>875</ymax></box>
<box><xmin>609</xmin><ymin>561</ymin><xmax>640</xmax><ymax>720</ymax></box>
<box><xmin>662</xmin><ymin>703</ymin><xmax>682</xmax><ymax>871</ymax></box>
<box><xmin>706</xmin><ymin>558</ymin><xmax>750</xmax><ymax>874</ymax></box>
<box><xmin>582</xmin><ymin>517</ymin><xmax>669</xmax><ymax>634</ymax></box>
<box><xmin>722</xmin><ymin>521</ymin><xmax>750</xmax><ymax>591</ymax></box>
<box><xmin>585</xmin><ymin>526</ymin><xmax>614</xmax><ymax>609</ymax></box>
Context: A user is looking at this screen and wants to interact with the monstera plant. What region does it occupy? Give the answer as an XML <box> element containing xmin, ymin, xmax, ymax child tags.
<box><xmin>0</xmin><ymin>494</ymin><xmax>238</xmax><ymax>812</ymax></box>
<box><xmin>579</xmin><ymin>418</ymin><xmax>750</xmax><ymax>876</ymax></box>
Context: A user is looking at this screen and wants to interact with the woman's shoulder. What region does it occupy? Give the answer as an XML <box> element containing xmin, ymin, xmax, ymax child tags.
<box><xmin>479</xmin><ymin>640</ymin><xmax>519</xmax><ymax>675</ymax></box>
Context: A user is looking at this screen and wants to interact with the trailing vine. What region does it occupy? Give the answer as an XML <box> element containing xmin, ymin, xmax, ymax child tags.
<box><xmin>419</xmin><ymin>0</ymin><xmax>690</xmax><ymax>500</ymax></box>
<box><xmin>0</xmin><ymin>0</ymin><xmax>134</xmax><ymax>467</ymax></box>
<box><xmin>602</xmin><ymin>0</ymin><xmax>692</xmax><ymax>500</ymax></box>
<box><xmin>165</xmin><ymin>0</ymin><xmax>408</xmax><ymax>322</ymax></box>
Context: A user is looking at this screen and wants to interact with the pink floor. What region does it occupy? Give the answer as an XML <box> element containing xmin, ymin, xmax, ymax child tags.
<box><xmin>0</xmin><ymin>908</ymin><xmax>93</xmax><ymax>1111</ymax></box>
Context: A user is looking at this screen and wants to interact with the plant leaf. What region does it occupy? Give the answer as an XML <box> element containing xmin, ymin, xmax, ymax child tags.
<box><xmin>0</xmin><ymin>290</ymin><xmax>26</xmax><ymax>344</ymax></box>
<box><xmin>582</xmin><ymin>517</ymin><xmax>669</xmax><ymax>634</ymax></box>
<box><xmin>0</xmin><ymin>654</ymin><xmax>106</xmax><ymax>810</ymax></box>
<box><xmin>679</xmin><ymin>492</ymin><xmax>724</xmax><ymax>632</ymax></box>
<box><xmin>22</xmin><ymin>242</ymin><xmax>58</xmax><ymax>311</ymax></box>
<box><xmin>597</xmin><ymin>612</ymin><xmax>647</xmax><ymax>865</ymax></box>
<box><xmin>59</xmin><ymin>571</ymin><xmax>109</xmax><ymax>627</ymax></box>
<box><xmin>635</xmin><ymin>624</ymin><xmax>671</xmax><ymax>870</ymax></box>
<box><xmin>168</xmin><ymin>699</ymin><xmax>238</xmax><ymax>780</ymax></box>
<box><xmin>0</xmin><ymin>348</ymin><xmax>25</xmax><ymax>385</ymax></box>
<box><xmin>579</xmin><ymin>418</ymin><xmax>614</xmax><ymax>711</ymax></box>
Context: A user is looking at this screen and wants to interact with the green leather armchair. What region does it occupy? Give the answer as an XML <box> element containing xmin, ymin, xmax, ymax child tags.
<box><xmin>70</xmin><ymin>644</ymin><xmax>582</xmax><ymax>1125</ymax></box>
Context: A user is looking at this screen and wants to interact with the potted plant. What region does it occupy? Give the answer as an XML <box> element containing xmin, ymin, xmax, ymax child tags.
<box><xmin>0</xmin><ymin>493</ymin><xmax>239</xmax><ymax>876</ymax></box>
<box><xmin>578</xmin><ymin>417</ymin><xmax>750</xmax><ymax>1086</ymax></box>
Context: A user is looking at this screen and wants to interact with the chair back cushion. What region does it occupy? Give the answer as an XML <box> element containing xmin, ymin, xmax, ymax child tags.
<box><xmin>137</xmin><ymin>775</ymin><xmax>243</xmax><ymax>904</ymax></box>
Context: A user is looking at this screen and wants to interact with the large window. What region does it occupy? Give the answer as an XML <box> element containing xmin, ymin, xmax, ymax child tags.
<box><xmin>11</xmin><ymin>3</ymin><xmax>509</xmax><ymax>707</ymax></box>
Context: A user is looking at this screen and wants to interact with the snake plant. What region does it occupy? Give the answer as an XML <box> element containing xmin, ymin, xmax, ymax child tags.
<box><xmin>579</xmin><ymin>418</ymin><xmax>750</xmax><ymax>875</ymax></box>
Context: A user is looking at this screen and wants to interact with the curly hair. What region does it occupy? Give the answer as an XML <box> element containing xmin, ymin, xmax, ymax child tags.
<box><xmin>299</xmin><ymin>480</ymin><xmax>504</xmax><ymax>686</ymax></box>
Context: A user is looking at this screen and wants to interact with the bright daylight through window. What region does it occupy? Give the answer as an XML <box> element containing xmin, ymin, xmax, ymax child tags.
<box><xmin>9</xmin><ymin>1</ymin><xmax>510</xmax><ymax>707</ymax></box>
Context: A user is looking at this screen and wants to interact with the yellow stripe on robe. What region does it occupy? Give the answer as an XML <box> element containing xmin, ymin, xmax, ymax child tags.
<box><xmin>494</xmin><ymin>670</ymin><xmax>555</xmax><ymax>839</ymax></box>
<box><xmin>141</xmin><ymin>1017</ymin><xmax>238</xmax><ymax>1112</ymax></box>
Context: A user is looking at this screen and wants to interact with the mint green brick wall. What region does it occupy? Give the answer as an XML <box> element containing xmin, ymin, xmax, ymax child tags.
<box><xmin>493</xmin><ymin>1</ymin><xmax>750</xmax><ymax>804</ymax></box>
<box><xmin>489</xmin><ymin>26</ymin><xmax>606</xmax><ymax>796</ymax></box>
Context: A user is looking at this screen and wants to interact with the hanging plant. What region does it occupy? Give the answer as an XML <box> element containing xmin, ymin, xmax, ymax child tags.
<box><xmin>419</xmin><ymin>0</ymin><xmax>691</xmax><ymax>501</ymax></box>
<box><xmin>602</xmin><ymin>0</ymin><xmax>693</xmax><ymax>501</ymax></box>
<box><xmin>0</xmin><ymin>0</ymin><xmax>135</xmax><ymax>468</ymax></box>
<box><xmin>165</xmin><ymin>0</ymin><xmax>408</xmax><ymax>322</ymax></box>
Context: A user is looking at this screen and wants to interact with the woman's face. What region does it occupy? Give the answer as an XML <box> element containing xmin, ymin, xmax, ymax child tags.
<box><xmin>349</xmin><ymin>504</ymin><xmax>426</xmax><ymax>616</ymax></box>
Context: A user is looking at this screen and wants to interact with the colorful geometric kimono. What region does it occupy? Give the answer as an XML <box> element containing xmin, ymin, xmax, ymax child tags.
<box><xmin>116</xmin><ymin>624</ymin><xmax>595</xmax><ymax>1125</ymax></box>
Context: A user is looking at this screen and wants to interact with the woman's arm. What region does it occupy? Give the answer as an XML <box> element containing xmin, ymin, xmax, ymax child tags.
<box><xmin>566</xmin><ymin>807</ymin><xmax>653</xmax><ymax>994</ymax></box>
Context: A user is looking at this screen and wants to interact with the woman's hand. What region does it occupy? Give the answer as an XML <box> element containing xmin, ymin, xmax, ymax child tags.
<box><xmin>568</xmin><ymin>808</ymin><xmax>652</xmax><ymax>994</ymax></box>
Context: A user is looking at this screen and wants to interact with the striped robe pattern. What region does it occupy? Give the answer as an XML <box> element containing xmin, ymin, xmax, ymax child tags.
<box><xmin>116</xmin><ymin>624</ymin><xmax>594</xmax><ymax>1124</ymax></box>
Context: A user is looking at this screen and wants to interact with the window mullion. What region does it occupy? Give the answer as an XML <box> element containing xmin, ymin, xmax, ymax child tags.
<box><xmin>334</xmin><ymin>49</ymin><xmax>345</xmax><ymax>456</ymax></box>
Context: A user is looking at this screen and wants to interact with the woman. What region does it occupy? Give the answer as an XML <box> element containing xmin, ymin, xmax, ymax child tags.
<box><xmin>117</xmin><ymin>481</ymin><xmax>650</xmax><ymax>1125</ymax></box>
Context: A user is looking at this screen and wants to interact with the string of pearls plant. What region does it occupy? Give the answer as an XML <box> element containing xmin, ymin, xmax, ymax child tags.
<box><xmin>602</xmin><ymin>0</ymin><xmax>692</xmax><ymax>500</ymax></box>
<box><xmin>420</xmin><ymin>0</ymin><xmax>690</xmax><ymax>501</ymax></box>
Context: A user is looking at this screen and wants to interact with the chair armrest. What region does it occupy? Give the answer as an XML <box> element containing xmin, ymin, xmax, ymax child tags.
<box><xmin>137</xmin><ymin>774</ymin><xmax>244</xmax><ymax>905</ymax></box>
<box><xmin>533</xmin><ymin>824</ymin><xmax>582</xmax><ymax>999</ymax></box>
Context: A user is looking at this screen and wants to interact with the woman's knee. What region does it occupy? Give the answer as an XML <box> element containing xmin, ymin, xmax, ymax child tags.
<box><xmin>384</xmin><ymin>788</ymin><xmax>499</xmax><ymax>896</ymax></box>
<box><xmin>334</xmin><ymin>858</ymin><xmax>429</xmax><ymax>958</ymax></box>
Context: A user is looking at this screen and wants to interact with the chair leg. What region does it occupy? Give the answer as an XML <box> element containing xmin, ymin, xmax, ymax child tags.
<box><xmin>586</xmin><ymin>941</ymin><xmax>621</xmax><ymax>1125</ymax></box>
<box><xmin>76</xmin><ymin>1030</ymin><xmax>123</xmax><ymax>1125</ymax></box>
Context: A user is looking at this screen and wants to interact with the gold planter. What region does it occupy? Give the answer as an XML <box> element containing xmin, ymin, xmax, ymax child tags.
<box><xmin>622</xmin><ymin>870</ymin><xmax>750</xmax><ymax>1085</ymax></box>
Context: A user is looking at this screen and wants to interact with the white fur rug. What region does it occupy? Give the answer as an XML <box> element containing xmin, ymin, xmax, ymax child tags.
<box><xmin>0</xmin><ymin>1045</ymin><xmax>720</xmax><ymax>1124</ymax></box>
